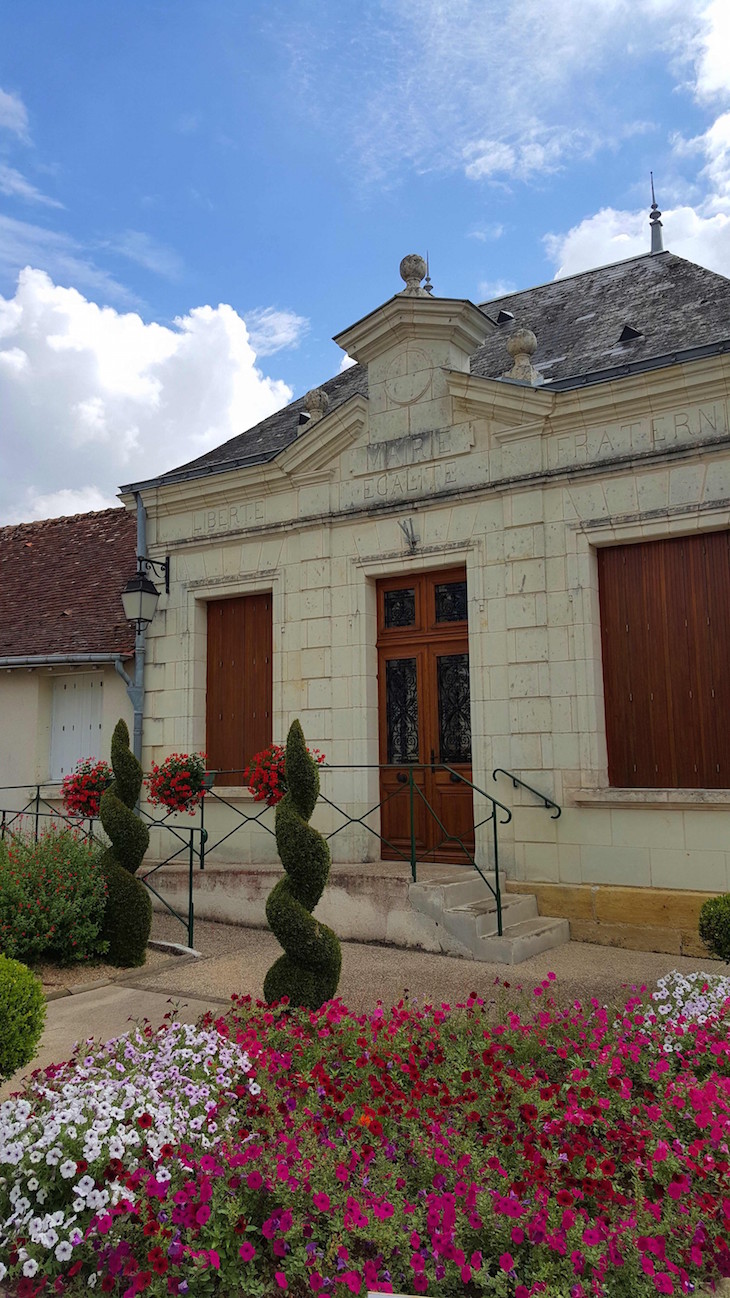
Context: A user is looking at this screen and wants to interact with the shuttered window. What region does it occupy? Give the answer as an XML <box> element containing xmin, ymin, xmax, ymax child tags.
<box><xmin>50</xmin><ymin>675</ymin><xmax>104</xmax><ymax>779</ymax></box>
<box><xmin>206</xmin><ymin>594</ymin><xmax>273</xmax><ymax>785</ymax></box>
<box><xmin>598</xmin><ymin>532</ymin><xmax>730</xmax><ymax>788</ymax></box>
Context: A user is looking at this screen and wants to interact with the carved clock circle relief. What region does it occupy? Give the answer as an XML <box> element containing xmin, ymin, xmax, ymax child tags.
<box><xmin>384</xmin><ymin>349</ymin><xmax>432</xmax><ymax>406</ymax></box>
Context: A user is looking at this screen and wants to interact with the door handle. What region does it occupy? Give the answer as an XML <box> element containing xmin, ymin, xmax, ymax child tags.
<box><xmin>397</xmin><ymin>772</ymin><xmax>408</xmax><ymax>784</ymax></box>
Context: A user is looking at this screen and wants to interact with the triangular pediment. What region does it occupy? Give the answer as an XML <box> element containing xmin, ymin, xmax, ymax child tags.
<box><xmin>276</xmin><ymin>393</ymin><xmax>369</xmax><ymax>481</ymax></box>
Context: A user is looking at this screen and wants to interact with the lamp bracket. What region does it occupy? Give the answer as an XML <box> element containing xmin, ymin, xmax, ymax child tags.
<box><xmin>138</xmin><ymin>554</ymin><xmax>170</xmax><ymax>594</ymax></box>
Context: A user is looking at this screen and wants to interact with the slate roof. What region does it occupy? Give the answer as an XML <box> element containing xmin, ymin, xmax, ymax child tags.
<box><xmin>132</xmin><ymin>251</ymin><xmax>730</xmax><ymax>489</ymax></box>
<box><xmin>0</xmin><ymin>508</ymin><xmax>137</xmax><ymax>659</ymax></box>
<box><xmin>473</xmin><ymin>250</ymin><xmax>730</xmax><ymax>386</ymax></box>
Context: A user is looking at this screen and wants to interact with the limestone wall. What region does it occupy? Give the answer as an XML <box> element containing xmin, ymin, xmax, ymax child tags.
<box><xmin>134</xmin><ymin>344</ymin><xmax>730</xmax><ymax>895</ymax></box>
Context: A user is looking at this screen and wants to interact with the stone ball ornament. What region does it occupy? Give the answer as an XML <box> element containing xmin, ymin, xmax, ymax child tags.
<box><xmin>506</xmin><ymin>326</ymin><xmax>538</xmax><ymax>359</ymax></box>
<box><xmin>399</xmin><ymin>253</ymin><xmax>428</xmax><ymax>291</ymax></box>
<box><xmin>304</xmin><ymin>387</ymin><xmax>330</xmax><ymax>419</ymax></box>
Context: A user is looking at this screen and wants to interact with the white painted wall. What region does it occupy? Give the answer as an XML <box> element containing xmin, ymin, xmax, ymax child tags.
<box><xmin>0</xmin><ymin>665</ymin><xmax>132</xmax><ymax>805</ymax></box>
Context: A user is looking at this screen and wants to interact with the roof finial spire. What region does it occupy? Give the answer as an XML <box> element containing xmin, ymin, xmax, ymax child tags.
<box><xmin>649</xmin><ymin>171</ymin><xmax>664</xmax><ymax>255</ymax></box>
<box><xmin>424</xmin><ymin>250</ymin><xmax>434</xmax><ymax>296</ymax></box>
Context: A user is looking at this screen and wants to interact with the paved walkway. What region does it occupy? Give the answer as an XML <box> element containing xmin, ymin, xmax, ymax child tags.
<box><xmin>1</xmin><ymin>917</ymin><xmax>719</xmax><ymax>1100</ymax></box>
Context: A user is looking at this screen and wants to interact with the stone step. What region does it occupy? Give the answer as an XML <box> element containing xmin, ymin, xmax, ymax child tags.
<box><xmin>477</xmin><ymin>916</ymin><xmax>571</xmax><ymax>965</ymax></box>
<box><xmin>409</xmin><ymin>871</ymin><xmax>497</xmax><ymax>921</ymax></box>
<box><xmin>447</xmin><ymin>891</ymin><xmax>538</xmax><ymax>939</ymax></box>
<box><xmin>408</xmin><ymin>869</ymin><xmax>570</xmax><ymax>963</ymax></box>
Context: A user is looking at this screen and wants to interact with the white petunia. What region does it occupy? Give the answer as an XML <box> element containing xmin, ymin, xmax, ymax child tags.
<box><xmin>55</xmin><ymin>1241</ymin><xmax>73</xmax><ymax>1261</ymax></box>
<box><xmin>60</xmin><ymin>1159</ymin><xmax>77</xmax><ymax>1178</ymax></box>
<box><xmin>23</xmin><ymin>1258</ymin><xmax>39</xmax><ymax>1277</ymax></box>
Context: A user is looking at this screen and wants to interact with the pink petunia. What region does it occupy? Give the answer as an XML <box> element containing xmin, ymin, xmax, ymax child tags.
<box><xmin>239</xmin><ymin>1243</ymin><xmax>256</xmax><ymax>1262</ymax></box>
<box><xmin>275</xmin><ymin>1273</ymin><xmax>288</xmax><ymax>1290</ymax></box>
<box><xmin>654</xmin><ymin>1276</ymin><xmax>674</xmax><ymax>1295</ymax></box>
<box><xmin>499</xmin><ymin>1253</ymin><xmax>515</xmax><ymax>1272</ymax></box>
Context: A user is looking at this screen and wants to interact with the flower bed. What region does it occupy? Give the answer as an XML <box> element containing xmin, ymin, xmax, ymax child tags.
<box><xmin>1</xmin><ymin>972</ymin><xmax>730</xmax><ymax>1296</ymax></box>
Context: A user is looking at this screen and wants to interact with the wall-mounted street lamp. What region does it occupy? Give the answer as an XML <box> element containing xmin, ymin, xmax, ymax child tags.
<box><xmin>121</xmin><ymin>557</ymin><xmax>170</xmax><ymax>631</ymax></box>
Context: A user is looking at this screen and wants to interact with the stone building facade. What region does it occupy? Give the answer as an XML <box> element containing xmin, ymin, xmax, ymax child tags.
<box><xmin>121</xmin><ymin>247</ymin><xmax>730</xmax><ymax>956</ymax></box>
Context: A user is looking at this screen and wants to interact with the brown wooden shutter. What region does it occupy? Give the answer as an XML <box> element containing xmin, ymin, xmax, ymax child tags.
<box><xmin>206</xmin><ymin>594</ymin><xmax>272</xmax><ymax>785</ymax></box>
<box><xmin>598</xmin><ymin>531</ymin><xmax>730</xmax><ymax>788</ymax></box>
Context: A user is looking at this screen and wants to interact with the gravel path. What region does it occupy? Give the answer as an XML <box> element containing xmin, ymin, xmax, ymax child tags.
<box><xmin>142</xmin><ymin>915</ymin><xmax>718</xmax><ymax>1014</ymax></box>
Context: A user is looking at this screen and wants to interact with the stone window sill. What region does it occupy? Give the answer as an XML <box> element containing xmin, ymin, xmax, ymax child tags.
<box><xmin>205</xmin><ymin>786</ymin><xmax>259</xmax><ymax>803</ymax></box>
<box><xmin>573</xmin><ymin>787</ymin><xmax>730</xmax><ymax>810</ymax></box>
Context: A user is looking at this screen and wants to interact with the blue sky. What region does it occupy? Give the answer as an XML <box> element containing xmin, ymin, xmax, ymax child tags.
<box><xmin>1</xmin><ymin>0</ymin><xmax>729</xmax><ymax>522</ymax></box>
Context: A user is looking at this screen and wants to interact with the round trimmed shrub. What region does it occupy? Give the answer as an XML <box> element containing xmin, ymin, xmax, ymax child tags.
<box><xmin>0</xmin><ymin>954</ymin><xmax>46</xmax><ymax>1082</ymax></box>
<box><xmin>99</xmin><ymin>719</ymin><xmax>152</xmax><ymax>967</ymax></box>
<box><xmin>264</xmin><ymin>720</ymin><xmax>341</xmax><ymax>1010</ymax></box>
<box><xmin>699</xmin><ymin>894</ymin><xmax>730</xmax><ymax>963</ymax></box>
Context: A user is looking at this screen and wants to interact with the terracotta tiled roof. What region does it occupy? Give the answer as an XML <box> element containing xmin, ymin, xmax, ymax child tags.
<box><xmin>0</xmin><ymin>508</ymin><xmax>137</xmax><ymax>659</ymax></box>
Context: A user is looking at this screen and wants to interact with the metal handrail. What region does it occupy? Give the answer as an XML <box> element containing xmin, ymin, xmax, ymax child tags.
<box><xmin>492</xmin><ymin>768</ymin><xmax>562</xmax><ymax>819</ymax></box>
<box><xmin>1</xmin><ymin>764</ymin><xmax>514</xmax><ymax>940</ymax></box>
<box><xmin>316</xmin><ymin>763</ymin><xmax>511</xmax><ymax>936</ymax></box>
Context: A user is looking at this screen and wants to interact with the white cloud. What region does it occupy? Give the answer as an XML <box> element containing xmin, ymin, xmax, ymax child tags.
<box><xmin>695</xmin><ymin>111</ymin><xmax>730</xmax><ymax>203</ymax></box>
<box><xmin>339</xmin><ymin>352</ymin><xmax>356</xmax><ymax>371</ymax></box>
<box><xmin>544</xmin><ymin>202</ymin><xmax>730</xmax><ymax>278</ymax></box>
<box><xmin>101</xmin><ymin>230</ymin><xmax>184</xmax><ymax>280</ymax></box>
<box><xmin>0</xmin><ymin>163</ymin><xmax>63</xmax><ymax>208</ymax></box>
<box><xmin>468</xmin><ymin>224</ymin><xmax>504</xmax><ymax>242</ymax></box>
<box><xmin>544</xmin><ymin>1</ymin><xmax>730</xmax><ymax>282</ymax></box>
<box><xmin>463</xmin><ymin>127</ymin><xmax>599</xmax><ymax>182</ymax></box>
<box><xmin>0</xmin><ymin>215</ymin><xmax>139</xmax><ymax>305</ymax></box>
<box><xmin>245</xmin><ymin>306</ymin><xmax>310</xmax><ymax>355</ymax></box>
<box><xmin>0</xmin><ymin>267</ymin><xmax>295</xmax><ymax>523</ymax></box>
<box><xmin>478</xmin><ymin>278</ymin><xmax>517</xmax><ymax>301</ymax></box>
<box><xmin>0</xmin><ymin>87</ymin><xmax>30</xmax><ymax>141</ymax></box>
<box><xmin>463</xmin><ymin>141</ymin><xmax>518</xmax><ymax>181</ymax></box>
<box><xmin>688</xmin><ymin>0</ymin><xmax>730</xmax><ymax>100</ymax></box>
<box><xmin>10</xmin><ymin>486</ymin><xmax>120</xmax><ymax>524</ymax></box>
<box><xmin>285</xmin><ymin>0</ymin><xmax>702</xmax><ymax>186</ymax></box>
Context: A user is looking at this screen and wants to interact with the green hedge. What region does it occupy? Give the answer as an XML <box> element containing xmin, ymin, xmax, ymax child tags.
<box><xmin>699</xmin><ymin>894</ymin><xmax>730</xmax><ymax>963</ymax></box>
<box><xmin>0</xmin><ymin>954</ymin><xmax>46</xmax><ymax>1082</ymax></box>
<box><xmin>0</xmin><ymin>827</ymin><xmax>108</xmax><ymax>965</ymax></box>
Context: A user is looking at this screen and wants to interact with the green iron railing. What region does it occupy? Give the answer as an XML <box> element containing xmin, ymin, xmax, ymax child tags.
<box><xmin>492</xmin><ymin>768</ymin><xmax>562</xmax><ymax>819</ymax></box>
<box><xmin>1</xmin><ymin>763</ymin><xmax>518</xmax><ymax>944</ymax></box>
<box><xmin>0</xmin><ymin>783</ymin><xmax>201</xmax><ymax>949</ymax></box>
<box><xmin>198</xmin><ymin>763</ymin><xmax>512</xmax><ymax>937</ymax></box>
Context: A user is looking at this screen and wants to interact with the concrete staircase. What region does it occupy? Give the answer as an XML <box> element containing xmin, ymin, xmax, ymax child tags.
<box><xmin>409</xmin><ymin>868</ymin><xmax>569</xmax><ymax>964</ymax></box>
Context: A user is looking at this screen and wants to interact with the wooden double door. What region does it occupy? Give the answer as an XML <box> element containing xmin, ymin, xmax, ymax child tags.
<box><xmin>377</xmin><ymin>568</ymin><xmax>474</xmax><ymax>863</ymax></box>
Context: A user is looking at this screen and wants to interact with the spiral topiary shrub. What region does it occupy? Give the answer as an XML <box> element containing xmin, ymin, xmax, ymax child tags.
<box><xmin>99</xmin><ymin>719</ymin><xmax>152</xmax><ymax>967</ymax></box>
<box><xmin>264</xmin><ymin>720</ymin><xmax>341</xmax><ymax>1010</ymax></box>
<box><xmin>0</xmin><ymin>954</ymin><xmax>46</xmax><ymax>1082</ymax></box>
<box><xmin>699</xmin><ymin>893</ymin><xmax>730</xmax><ymax>963</ymax></box>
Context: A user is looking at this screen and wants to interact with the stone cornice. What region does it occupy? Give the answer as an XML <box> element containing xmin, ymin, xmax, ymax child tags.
<box><xmin>447</xmin><ymin>353</ymin><xmax>730</xmax><ymax>437</ymax></box>
<box><xmin>334</xmin><ymin>296</ymin><xmax>491</xmax><ymax>366</ymax></box>
<box><xmin>132</xmin><ymin>394</ymin><xmax>368</xmax><ymax>515</ymax></box>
